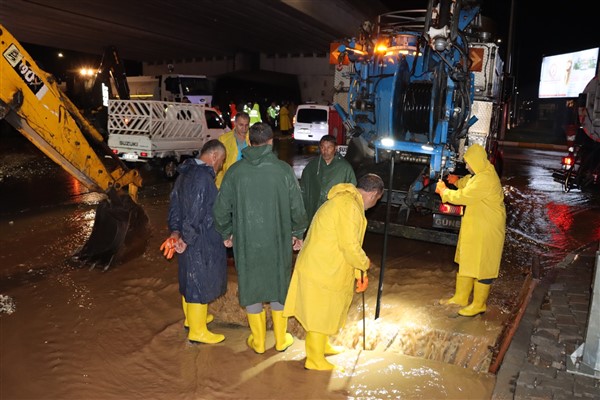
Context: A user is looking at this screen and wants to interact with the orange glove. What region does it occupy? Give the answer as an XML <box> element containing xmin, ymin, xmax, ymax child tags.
<box><xmin>160</xmin><ymin>237</ymin><xmax>177</xmax><ymax>260</ymax></box>
<box><xmin>435</xmin><ymin>180</ymin><xmax>447</xmax><ymax>195</ymax></box>
<box><xmin>447</xmin><ymin>174</ymin><xmax>460</xmax><ymax>185</ymax></box>
<box><xmin>356</xmin><ymin>273</ymin><xmax>368</xmax><ymax>293</ymax></box>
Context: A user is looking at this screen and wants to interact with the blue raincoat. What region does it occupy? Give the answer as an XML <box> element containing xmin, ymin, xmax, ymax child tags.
<box><xmin>168</xmin><ymin>158</ymin><xmax>227</xmax><ymax>303</ymax></box>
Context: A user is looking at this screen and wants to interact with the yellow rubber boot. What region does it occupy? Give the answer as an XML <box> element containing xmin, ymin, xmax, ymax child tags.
<box><xmin>305</xmin><ymin>331</ymin><xmax>343</xmax><ymax>371</ymax></box>
<box><xmin>439</xmin><ymin>275</ymin><xmax>474</xmax><ymax>306</ymax></box>
<box><xmin>187</xmin><ymin>303</ymin><xmax>225</xmax><ymax>344</ymax></box>
<box><xmin>246</xmin><ymin>310</ymin><xmax>266</xmax><ymax>354</ymax></box>
<box><xmin>325</xmin><ymin>340</ymin><xmax>344</xmax><ymax>356</ymax></box>
<box><xmin>458</xmin><ymin>281</ymin><xmax>491</xmax><ymax>317</ymax></box>
<box><xmin>183</xmin><ymin>296</ymin><xmax>213</xmax><ymax>329</ymax></box>
<box><xmin>271</xmin><ymin>310</ymin><xmax>294</xmax><ymax>352</ymax></box>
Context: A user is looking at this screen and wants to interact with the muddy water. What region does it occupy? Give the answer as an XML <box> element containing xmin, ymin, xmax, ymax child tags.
<box><xmin>0</xmin><ymin>192</ymin><xmax>497</xmax><ymax>399</ymax></box>
<box><xmin>502</xmin><ymin>148</ymin><xmax>600</xmax><ymax>269</ymax></box>
<box><xmin>1</xmin><ymin>136</ymin><xmax>599</xmax><ymax>399</ymax></box>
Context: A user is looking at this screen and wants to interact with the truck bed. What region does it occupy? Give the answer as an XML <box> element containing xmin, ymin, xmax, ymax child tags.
<box><xmin>107</xmin><ymin>100</ymin><xmax>225</xmax><ymax>161</ymax></box>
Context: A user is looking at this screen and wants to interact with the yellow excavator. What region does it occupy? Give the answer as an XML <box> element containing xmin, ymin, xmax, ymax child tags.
<box><xmin>0</xmin><ymin>24</ymin><xmax>149</xmax><ymax>270</ymax></box>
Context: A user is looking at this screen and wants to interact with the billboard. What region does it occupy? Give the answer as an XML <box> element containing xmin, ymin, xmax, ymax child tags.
<box><xmin>538</xmin><ymin>47</ymin><xmax>599</xmax><ymax>99</ymax></box>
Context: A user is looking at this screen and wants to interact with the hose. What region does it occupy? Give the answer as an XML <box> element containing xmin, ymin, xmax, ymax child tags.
<box><xmin>403</xmin><ymin>82</ymin><xmax>433</xmax><ymax>134</ymax></box>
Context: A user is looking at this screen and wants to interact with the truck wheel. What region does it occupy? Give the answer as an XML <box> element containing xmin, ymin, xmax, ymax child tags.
<box><xmin>163</xmin><ymin>159</ymin><xmax>178</xmax><ymax>180</ymax></box>
<box><xmin>563</xmin><ymin>171</ymin><xmax>572</xmax><ymax>193</ymax></box>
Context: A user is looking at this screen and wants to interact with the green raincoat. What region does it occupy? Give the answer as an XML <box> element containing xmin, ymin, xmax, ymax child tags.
<box><xmin>213</xmin><ymin>144</ymin><xmax>307</xmax><ymax>307</ymax></box>
<box><xmin>283</xmin><ymin>183</ymin><xmax>369</xmax><ymax>335</ymax></box>
<box><xmin>441</xmin><ymin>144</ymin><xmax>506</xmax><ymax>280</ymax></box>
<box><xmin>300</xmin><ymin>155</ymin><xmax>357</xmax><ymax>224</ymax></box>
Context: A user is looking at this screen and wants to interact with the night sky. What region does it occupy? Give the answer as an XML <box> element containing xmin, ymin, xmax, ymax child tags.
<box><xmin>511</xmin><ymin>1</ymin><xmax>598</xmax><ymax>99</ymax></box>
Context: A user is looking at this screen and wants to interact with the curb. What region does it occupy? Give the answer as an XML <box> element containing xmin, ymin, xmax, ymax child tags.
<box><xmin>499</xmin><ymin>141</ymin><xmax>568</xmax><ymax>152</ymax></box>
<box><xmin>492</xmin><ymin>243</ymin><xmax>598</xmax><ymax>399</ymax></box>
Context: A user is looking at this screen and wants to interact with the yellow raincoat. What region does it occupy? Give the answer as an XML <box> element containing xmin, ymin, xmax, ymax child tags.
<box><xmin>215</xmin><ymin>130</ymin><xmax>250</xmax><ymax>188</ymax></box>
<box><xmin>441</xmin><ymin>144</ymin><xmax>506</xmax><ymax>280</ymax></box>
<box><xmin>283</xmin><ymin>183</ymin><xmax>369</xmax><ymax>335</ymax></box>
<box><xmin>279</xmin><ymin>105</ymin><xmax>292</xmax><ymax>132</ymax></box>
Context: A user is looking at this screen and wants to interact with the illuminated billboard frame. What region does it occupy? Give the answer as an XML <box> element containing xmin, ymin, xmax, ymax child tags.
<box><xmin>538</xmin><ymin>47</ymin><xmax>599</xmax><ymax>99</ymax></box>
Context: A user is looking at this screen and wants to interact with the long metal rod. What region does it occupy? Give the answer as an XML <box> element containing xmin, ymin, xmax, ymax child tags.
<box><xmin>375</xmin><ymin>154</ymin><xmax>395</xmax><ymax>319</ymax></box>
<box><xmin>361</xmin><ymin>270</ymin><xmax>366</xmax><ymax>350</ymax></box>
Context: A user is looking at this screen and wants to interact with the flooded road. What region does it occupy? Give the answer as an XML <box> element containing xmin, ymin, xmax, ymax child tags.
<box><xmin>3</xmin><ymin>135</ymin><xmax>597</xmax><ymax>267</ymax></box>
<box><xmin>1</xmin><ymin>132</ymin><xmax>599</xmax><ymax>399</ymax></box>
<box><xmin>502</xmin><ymin>147</ymin><xmax>600</xmax><ymax>268</ymax></box>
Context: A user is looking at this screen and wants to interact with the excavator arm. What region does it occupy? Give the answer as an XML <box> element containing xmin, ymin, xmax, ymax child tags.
<box><xmin>0</xmin><ymin>24</ymin><xmax>149</xmax><ymax>269</ymax></box>
<box><xmin>97</xmin><ymin>45</ymin><xmax>131</xmax><ymax>101</ymax></box>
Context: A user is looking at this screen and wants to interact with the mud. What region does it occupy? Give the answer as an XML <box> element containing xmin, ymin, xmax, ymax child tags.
<box><xmin>1</xmin><ymin>132</ymin><xmax>599</xmax><ymax>399</ymax></box>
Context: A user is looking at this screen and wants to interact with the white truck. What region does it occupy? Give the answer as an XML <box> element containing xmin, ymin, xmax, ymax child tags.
<box><xmin>119</xmin><ymin>74</ymin><xmax>214</xmax><ymax>106</ymax></box>
<box><xmin>107</xmin><ymin>99</ymin><xmax>228</xmax><ymax>178</ymax></box>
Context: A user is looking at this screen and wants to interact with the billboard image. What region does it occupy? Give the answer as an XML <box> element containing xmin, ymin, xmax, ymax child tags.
<box><xmin>538</xmin><ymin>47</ymin><xmax>599</xmax><ymax>98</ymax></box>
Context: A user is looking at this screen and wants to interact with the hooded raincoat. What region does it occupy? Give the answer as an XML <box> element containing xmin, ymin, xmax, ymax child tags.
<box><xmin>213</xmin><ymin>145</ymin><xmax>307</xmax><ymax>307</ymax></box>
<box><xmin>283</xmin><ymin>183</ymin><xmax>369</xmax><ymax>335</ymax></box>
<box><xmin>167</xmin><ymin>158</ymin><xmax>227</xmax><ymax>304</ymax></box>
<box><xmin>441</xmin><ymin>144</ymin><xmax>506</xmax><ymax>280</ymax></box>
<box><xmin>279</xmin><ymin>105</ymin><xmax>292</xmax><ymax>132</ymax></box>
<box><xmin>215</xmin><ymin>130</ymin><xmax>250</xmax><ymax>188</ymax></box>
<box><xmin>300</xmin><ymin>154</ymin><xmax>357</xmax><ymax>224</ymax></box>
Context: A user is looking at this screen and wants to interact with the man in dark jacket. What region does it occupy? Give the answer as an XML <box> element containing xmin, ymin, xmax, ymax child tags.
<box><xmin>213</xmin><ymin>123</ymin><xmax>307</xmax><ymax>354</ymax></box>
<box><xmin>162</xmin><ymin>139</ymin><xmax>227</xmax><ymax>344</ymax></box>
<box><xmin>300</xmin><ymin>134</ymin><xmax>356</xmax><ymax>225</ymax></box>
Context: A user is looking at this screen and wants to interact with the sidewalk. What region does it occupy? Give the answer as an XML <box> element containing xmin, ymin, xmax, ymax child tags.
<box><xmin>499</xmin><ymin>140</ymin><xmax>568</xmax><ymax>152</ymax></box>
<box><xmin>492</xmin><ymin>243</ymin><xmax>600</xmax><ymax>399</ymax></box>
<box><xmin>500</xmin><ymin>126</ymin><xmax>569</xmax><ymax>152</ymax></box>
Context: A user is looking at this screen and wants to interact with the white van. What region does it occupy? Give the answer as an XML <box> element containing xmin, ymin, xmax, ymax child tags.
<box><xmin>292</xmin><ymin>104</ymin><xmax>345</xmax><ymax>144</ymax></box>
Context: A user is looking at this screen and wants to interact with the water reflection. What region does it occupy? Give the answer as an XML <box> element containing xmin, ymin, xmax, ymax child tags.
<box><xmin>0</xmin><ymin>157</ymin><xmax>92</xmax><ymax>217</ymax></box>
<box><xmin>502</xmin><ymin>148</ymin><xmax>600</xmax><ymax>268</ymax></box>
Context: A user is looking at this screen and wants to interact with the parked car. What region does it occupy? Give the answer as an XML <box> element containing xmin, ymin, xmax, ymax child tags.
<box><xmin>292</xmin><ymin>103</ymin><xmax>345</xmax><ymax>144</ymax></box>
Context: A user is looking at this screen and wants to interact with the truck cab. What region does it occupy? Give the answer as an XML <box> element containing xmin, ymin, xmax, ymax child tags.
<box><xmin>124</xmin><ymin>74</ymin><xmax>213</xmax><ymax>106</ymax></box>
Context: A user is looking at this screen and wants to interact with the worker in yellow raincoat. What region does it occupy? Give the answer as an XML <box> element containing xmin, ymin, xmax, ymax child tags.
<box><xmin>279</xmin><ymin>101</ymin><xmax>292</xmax><ymax>135</ymax></box>
<box><xmin>284</xmin><ymin>174</ymin><xmax>384</xmax><ymax>371</ymax></box>
<box><xmin>435</xmin><ymin>143</ymin><xmax>506</xmax><ymax>317</ymax></box>
<box><xmin>215</xmin><ymin>112</ymin><xmax>250</xmax><ymax>188</ymax></box>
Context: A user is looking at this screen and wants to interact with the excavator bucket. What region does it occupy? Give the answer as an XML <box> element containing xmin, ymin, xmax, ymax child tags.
<box><xmin>1</xmin><ymin>24</ymin><xmax>151</xmax><ymax>269</ymax></box>
<box><xmin>72</xmin><ymin>188</ymin><xmax>150</xmax><ymax>271</ymax></box>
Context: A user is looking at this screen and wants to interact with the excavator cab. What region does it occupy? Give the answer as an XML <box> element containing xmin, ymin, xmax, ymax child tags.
<box><xmin>0</xmin><ymin>24</ymin><xmax>149</xmax><ymax>270</ymax></box>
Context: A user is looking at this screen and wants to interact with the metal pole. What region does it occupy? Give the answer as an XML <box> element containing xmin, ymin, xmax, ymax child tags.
<box><xmin>375</xmin><ymin>153</ymin><xmax>395</xmax><ymax>319</ymax></box>
<box><xmin>361</xmin><ymin>270</ymin><xmax>366</xmax><ymax>350</ymax></box>
<box><xmin>567</xmin><ymin>241</ymin><xmax>600</xmax><ymax>378</ymax></box>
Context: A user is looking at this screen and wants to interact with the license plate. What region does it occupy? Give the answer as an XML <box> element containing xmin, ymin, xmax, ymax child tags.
<box><xmin>337</xmin><ymin>145</ymin><xmax>348</xmax><ymax>157</ymax></box>
<box><xmin>123</xmin><ymin>153</ymin><xmax>139</xmax><ymax>161</ymax></box>
<box><xmin>432</xmin><ymin>213</ymin><xmax>461</xmax><ymax>230</ymax></box>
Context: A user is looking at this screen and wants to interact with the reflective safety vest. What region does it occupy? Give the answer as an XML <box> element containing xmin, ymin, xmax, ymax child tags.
<box><xmin>267</xmin><ymin>106</ymin><xmax>278</xmax><ymax>119</ymax></box>
<box><xmin>249</xmin><ymin>103</ymin><xmax>262</xmax><ymax>126</ymax></box>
